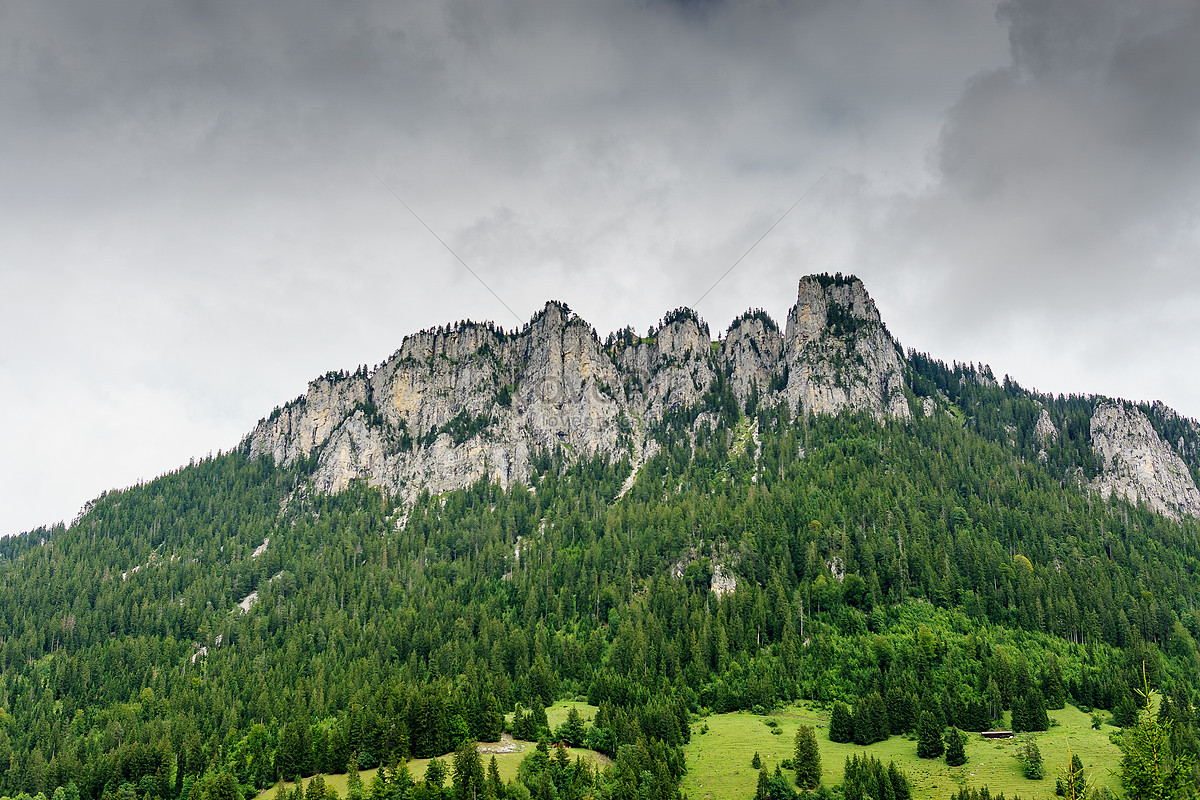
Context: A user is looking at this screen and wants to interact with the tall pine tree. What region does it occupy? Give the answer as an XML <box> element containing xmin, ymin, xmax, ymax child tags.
<box><xmin>794</xmin><ymin>725</ymin><xmax>821</xmax><ymax>790</ymax></box>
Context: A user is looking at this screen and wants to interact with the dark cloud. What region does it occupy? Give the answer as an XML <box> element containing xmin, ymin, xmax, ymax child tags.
<box><xmin>6</xmin><ymin>0</ymin><xmax>1197</xmax><ymax>534</ymax></box>
<box><xmin>864</xmin><ymin>0</ymin><xmax>1200</xmax><ymax>407</ymax></box>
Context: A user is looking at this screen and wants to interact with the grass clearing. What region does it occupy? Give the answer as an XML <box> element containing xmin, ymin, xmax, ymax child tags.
<box><xmin>683</xmin><ymin>702</ymin><xmax>1123</xmax><ymax>800</ymax></box>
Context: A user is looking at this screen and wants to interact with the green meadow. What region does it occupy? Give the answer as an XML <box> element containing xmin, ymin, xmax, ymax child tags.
<box><xmin>257</xmin><ymin>699</ymin><xmax>1124</xmax><ymax>800</ymax></box>
<box><xmin>683</xmin><ymin>702</ymin><xmax>1124</xmax><ymax>800</ymax></box>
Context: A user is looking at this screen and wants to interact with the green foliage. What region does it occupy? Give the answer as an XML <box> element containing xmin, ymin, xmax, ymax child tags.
<box><xmin>1119</xmin><ymin>672</ymin><xmax>1195</xmax><ymax>800</ymax></box>
<box><xmin>793</xmin><ymin>725</ymin><xmax>821</xmax><ymax>790</ymax></box>
<box><xmin>9</xmin><ymin>364</ymin><xmax>1200</xmax><ymax>800</ymax></box>
<box><xmin>729</xmin><ymin>309</ymin><xmax>780</xmax><ymax>334</ymax></box>
<box><xmin>852</xmin><ymin>693</ymin><xmax>890</xmax><ymax>746</ymax></box>
<box><xmin>1020</xmin><ymin>738</ymin><xmax>1044</xmax><ymax>780</ymax></box>
<box><xmin>659</xmin><ymin>306</ymin><xmax>709</xmax><ymax>337</ymax></box>
<box><xmin>554</xmin><ymin>706</ymin><xmax>588</xmax><ymax>747</ymax></box>
<box><xmin>829</xmin><ymin>703</ymin><xmax>854</xmax><ymax>744</ymax></box>
<box><xmin>1056</xmin><ymin>753</ymin><xmax>1089</xmax><ymax>800</ymax></box>
<box><xmin>842</xmin><ymin>754</ymin><xmax>909</xmax><ymax>800</ymax></box>
<box><xmin>754</xmin><ymin>766</ymin><xmax>798</xmax><ymax>800</ymax></box>
<box><xmin>950</xmin><ymin>790</ymin><xmax>1024</xmax><ymax>800</ymax></box>
<box><xmin>917</xmin><ymin>711</ymin><xmax>945</xmax><ymax>760</ymax></box>
<box><xmin>944</xmin><ymin>728</ymin><xmax>967</xmax><ymax>768</ymax></box>
<box><xmin>426</xmin><ymin>410</ymin><xmax>495</xmax><ymax>446</ymax></box>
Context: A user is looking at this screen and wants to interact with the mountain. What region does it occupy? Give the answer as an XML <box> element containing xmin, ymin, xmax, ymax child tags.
<box><xmin>247</xmin><ymin>273</ymin><xmax>1200</xmax><ymax>521</ymax></box>
<box><xmin>5</xmin><ymin>272</ymin><xmax>1200</xmax><ymax>800</ymax></box>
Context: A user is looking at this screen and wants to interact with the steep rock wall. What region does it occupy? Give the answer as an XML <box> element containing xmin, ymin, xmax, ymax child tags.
<box><xmin>246</xmin><ymin>274</ymin><xmax>914</xmax><ymax>505</ymax></box>
<box><xmin>1091</xmin><ymin>400</ymin><xmax>1200</xmax><ymax>520</ymax></box>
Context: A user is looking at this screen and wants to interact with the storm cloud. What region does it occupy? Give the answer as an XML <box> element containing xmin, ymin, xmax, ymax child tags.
<box><xmin>2</xmin><ymin>0</ymin><xmax>1197</xmax><ymax>534</ymax></box>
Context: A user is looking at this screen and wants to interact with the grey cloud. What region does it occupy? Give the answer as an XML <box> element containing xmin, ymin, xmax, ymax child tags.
<box><xmin>864</xmin><ymin>0</ymin><xmax>1200</xmax><ymax>424</ymax></box>
<box><xmin>7</xmin><ymin>0</ymin><xmax>1123</xmax><ymax>535</ymax></box>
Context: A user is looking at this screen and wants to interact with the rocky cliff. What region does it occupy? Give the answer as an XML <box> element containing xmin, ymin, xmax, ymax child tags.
<box><xmin>1090</xmin><ymin>400</ymin><xmax>1200</xmax><ymax>520</ymax></box>
<box><xmin>246</xmin><ymin>274</ymin><xmax>911</xmax><ymax>504</ymax></box>
<box><xmin>246</xmin><ymin>272</ymin><xmax>1200</xmax><ymax>522</ymax></box>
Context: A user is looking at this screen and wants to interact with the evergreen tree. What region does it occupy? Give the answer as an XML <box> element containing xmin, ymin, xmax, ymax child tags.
<box><xmin>486</xmin><ymin>757</ymin><xmax>503</xmax><ymax>800</ymax></box>
<box><xmin>793</xmin><ymin>725</ymin><xmax>821</xmax><ymax>790</ymax></box>
<box><xmin>887</xmin><ymin>762</ymin><xmax>911</xmax><ymax>800</ymax></box>
<box><xmin>1119</xmin><ymin>678</ymin><xmax>1194</xmax><ymax>800</ymax></box>
<box><xmin>1011</xmin><ymin>695</ymin><xmax>1029</xmax><ymax>733</ymax></box>
<box><xmin>1114</xmin><ymin>685</ymin><xmax>1140</xmax><ymax>728</ymax></box>
<box><xmin>1059</xmin><ymin>753</ymin><xmax>1088</xmax><ymax>800</ymax></box>
<box><xmin>1027</xmin><ymin>692</ymin><xmax>1050</xmax><ymax>732</ymax></box>
<box><xmin>425</xmin><ymin>758</ymin><xmax>447</xmax><ymax>790</ymax></box>
<box><xmin>452</xmin><ymin>740</ymin><xmax>485</xmax><ymax>800</ymax></box>
<box><xmin>853</xmin><ymin>693</ymin><xmax>888</xmax><ymax>745</ymax></box>
<box><xmin>944</xmin><ymin>728</ymin><xmax>967</xmax><ymax>767</ymax></box>
<box><xmin>752</xmin><ymin>751</ymin><xmax>762</xmax><ymax>770</ymax></box>
<box><xmin>304</xmin><ymin>774</ymin><xmax>326</xmax><ymax>800</ymax></box>
<box><xmin>917</xmin><ymin>712</ymin><xmax>944</xmax><ymax>759</ymax></box>
<box><xmin>554</xmin><ymin>707</ymin><xmax>587</xmax><ymax>748</ymax></box>
<box><xmin>829</xmin><ymin>703</ymin><xmax>854</xmax><ymax>744</ymax></box>
<box><xmin>346</xmin><ymin>765</ymin><xmax>363</xmax><ymax>800</ymax></box>
<box><xmin>756</xmin><ymin>769</ymin><xmax>771</xmax><ymax>800</ymax></box>
<box><xmin>1043</xmin><ymin>657</ymin><xmax>1067</xmax><ymax>710</ymax></box>
<box><xmin>886</xmin><ymin>688</ymin><xmax>916</xmax><ymax>735</ymax></box>
<box><xmin>843</xmin><ymin>755</ymin><xmax>908</xmax><ymax>800</ymax></box>
<box><xmin>1021</xmin><ymin>738</ymin><xmax>1044</xmax><ymax>780</ymax></box>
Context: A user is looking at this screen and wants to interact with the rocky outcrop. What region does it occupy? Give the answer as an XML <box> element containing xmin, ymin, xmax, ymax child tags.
<box><xmin>721</xmin><ymin>311</ymin><xmax>784</xmax><ymax>409</ymax></box>
<box><xmin>1036</xmin><ymin>407</ymin><xmax>1058</xmax><ymax>443</ymax></box>
<box><xmin>782</xmin><ymin>275</ymin><xmax>910</xmax><ymax>420</ymax></box>
<box><xmin>246</xmin><ymin>274</ymin><xmax>915</xmax><ymax>506</ymax></box>
<box><xmin>246</xmin><ymin>274</ymin><xmax>1200</xmax><ymax>525</ymax></box>
<box><xmin>1090</xmin><ymin>400</ymin><xmax>1200</xmax><ymax>520</ymax></box>
<box><xmin>615</xmin><ymin>310</ymin><xmax>716</xmax><ymax>423</ymax></box>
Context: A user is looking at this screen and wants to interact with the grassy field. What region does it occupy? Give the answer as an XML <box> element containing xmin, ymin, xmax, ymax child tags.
<box><xmin>682</xmin><ymin>703</ymin><xmax>1124</xmax><ymax>800</ymax></box>
<box><xmin>259</xmin><ymin>702</ymin><xmax>606</xmax><ymax>800</ymax></box>
<box><xmin>256</xmin><ymin>700</ymin><xmax>1122</xmax><ymax>800</ymax></box>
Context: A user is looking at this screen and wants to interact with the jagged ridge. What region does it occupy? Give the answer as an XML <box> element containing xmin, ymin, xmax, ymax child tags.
<box><xmin>245</xmin><ymin>274</ymin><xmax>1200</xmax><ymax>520</ymax></box>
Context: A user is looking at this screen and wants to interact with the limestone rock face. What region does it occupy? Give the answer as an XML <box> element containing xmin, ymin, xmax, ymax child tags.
<box><xmin>782</xmin><ymin>275</ymin><xmax>910</xmax><ymax>419</ymax></box>
<box><xmin>247</xmin><ymin>373</ymin><xmax>370</xmax><ymax>465</ymax></box>
<box><xmin>1036</xmin><ymin>407</ymin><xmax>1058</xmax><ymax>443</ymax></box>
<box><xmin>246</xmin><ymin>274</ymin><xmax>916</xmax><ymax>506</ymax></box>
<box><xmin>1091</xmin><ymin>400</ymin><xmax>1200</xmax><ymax>520</ymax></box>
<box><xmin>720</xmin><ymin>313</ymin><xmax>784</xmax><ymax>409</ymax></box>
<box><xmin>615</xmin><ymin>312</ymin><xmax>716</xmax><ymax>423</ymax></box>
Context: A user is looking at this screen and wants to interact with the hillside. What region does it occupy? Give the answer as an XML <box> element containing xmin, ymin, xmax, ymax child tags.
<box><xmin>5</xmin><ymin>274</ymin><xmax>1200</xmax><ymax>800</ymax></box>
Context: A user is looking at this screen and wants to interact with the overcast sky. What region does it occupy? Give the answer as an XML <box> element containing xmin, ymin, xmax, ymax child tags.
<box><xmin>3</xmin><ymin>0</ymin><xmax>1199</xmax><ymax>536</ymax></box>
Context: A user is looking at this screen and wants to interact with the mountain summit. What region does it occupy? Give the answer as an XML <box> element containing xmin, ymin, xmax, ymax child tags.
<box><xmin>247</xmin><ymin>273</ymin><xmax>1200</xmax><ymax>520</ymax></box>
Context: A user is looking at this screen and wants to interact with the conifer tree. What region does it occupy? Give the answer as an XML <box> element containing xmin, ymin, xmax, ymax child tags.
<box><xmin>1027</xmin><ymin>691</ymin><xmax>1050</xmax><ymax>732</ymax></box>
<box><xmin>304</xmin><ymin>774</ymin><xmax>325</xmax><ymax>800</ymax></box>
<box><xmin>452</xmin><ymin>740</ymin><xmax>485</xmax><ymax>800</ymax></box>
<box><xmin>1011</xmin><ymin>695</ymin><xmax>1029</xmax><ymax>733</ymax></box>
<box><xmin>755</xmin><ymin>768</ymin><xmax>771</xmax><ymax>800</ymax></box>
<box><xmin>1021</xmin><ymin>738</ymin><xmax>1044</xmax><ymax>780</ymax></box>
<box><xmin>887</xmin><ymin>761</ymin><xmax>911</xmax><ymax>800</ymax></box>
<box><xmin>917</xmin><ymin>711</ymin><xmax>944</xmax><ymax>759</ymax></box>
<box><xmin>793</xmin><ymin>725</ymin><xmax>821</xmax><ymax>790</ymax></box>
<box><xmin>944</xmin><ymin>728</ymin><xmax>967</xmax><ymax>767</ymax></box>
<box><xmin>829</xmin><ymin>703</ymin><xmax>854</xmax><ymax>744</ymax></box>
<box><xmin>486</xmin><ymin>757</ymin><xmax>503</xmax><ymax>800</ymax></box>
<box><xmin>886</xmin><ymin>688</ymin><xmax>915</xmax><ymax>735</ymax></box>
<box><xmin>425</xmin><ymin>758</ymin><xmax>447</xmax><ymax>790</ymax></box>
<box><xmin>1119</xmin><ymin>669</ymin><xmax>1194</xmax><ymax>800</ymax></box>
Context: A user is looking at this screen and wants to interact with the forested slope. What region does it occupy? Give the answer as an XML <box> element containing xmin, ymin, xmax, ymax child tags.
<box><xmin>4</xmin><ymin>356</ymin><xmax>1200</xmax><ymax>800</ymax></box>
